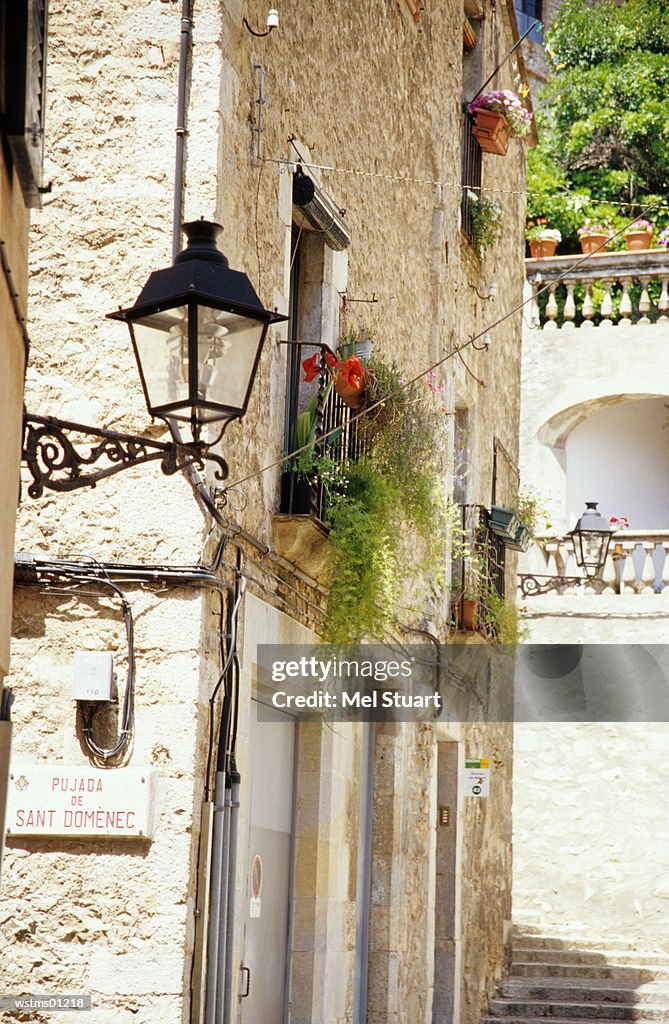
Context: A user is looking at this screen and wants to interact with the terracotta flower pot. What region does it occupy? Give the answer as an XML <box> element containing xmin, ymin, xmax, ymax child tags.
<box><xmin>579</xmin><ymin>233</ymin><xmax>609</xmax><ymax>254</ymax></box>
<box><xmin>529</xmin><ymin>238</ymin><xmax>558</xmax><ymax>259</ymax></box>
<box><xmin>453</xmin><ymin>598</ymin><xmax>478</xmax><ymax>631</ymax></box>
<box><xmin>472</xmin><ymin>109</ymin><xmax>511</xmax><ymax>156</ymax></box>
<box><xmin>625</xmin><ymin>230</ymin><xmax>653</xmax><ymax>251</ymax></box>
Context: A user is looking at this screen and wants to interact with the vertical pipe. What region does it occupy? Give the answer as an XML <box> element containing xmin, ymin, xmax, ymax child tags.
<box><xmin>205</xmin><ymin>771</ymin><xmax>228</xmax><ymax>1024</ymax></box>
<box><xmin>222</xmin><ymin>770</ymin><xmax>242</xmax><ymax>1024</ymax></box>
<box><xmin>173</xmin><ymin>0</ymin><xmax>193</xmax><ymax>261</ymax></box>
<box><xmin>214</xmin><ymin>777</ymin><xmax>233</xmax><ymax>1022</ymax></box>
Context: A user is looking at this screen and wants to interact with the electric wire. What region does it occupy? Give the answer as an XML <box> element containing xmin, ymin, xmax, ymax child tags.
<box><xmin>15</xmin><ymin>575</ymin><xmax>136</xmax><ymax>764</ymax></box>
<box><xmin>269</xmin><ymin>155</ymin><xmax>669</xmax><ymax>214</ymax></box>
<box><xmin>225</xmin><ymin>188</ymin><xmax>669</xmax><ymax>496</ymax></box>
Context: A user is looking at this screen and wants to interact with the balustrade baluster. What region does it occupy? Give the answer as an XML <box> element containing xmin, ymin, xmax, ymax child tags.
<box><xmin>638</xmin><ymin>276</ymin><xmax>652</xmax><ymax>324</ymax></box>
<box><xmin>662</xmin><ymin>543</ymin><xmax>669</xmax><ymax>595</ymax></box>
<box><xmin>658</xmin><ymin>277</ymin><xmax>669</xmax><ymax>321</ymax></box>
<box><xmin>621</xmin><ymin>542</ymin><xmax>637</xmax><ymax>591</ymax></box>
<box><xmin>641</xmin><ymin>543</ymin><xmax>657</xmax><ymax>593</ymax></box>
<box><xmin>529</xmin><ymin>283</ymin><xmax>540</xmax><ymax>328</ymax></box>
<box><xmin>563</xmin><ymin>280</ymin><xmax>576</xmax><ymax>328</ymax></box>
<box><xmin>545</xmin><ymin>284</ymin><xmax>559</xmax><ymax>328</ymax></box>
<box><xmin>545</xmin><ymin>543</ymin><xmax>559</xmax><ymax>577</ymax></box>
<box><xmin>601</xmin><ymin>550</ymin><xmax>617</xmax><ymax>592</ymax></box>
<box><xmin>582</xmin><ymin>282</ymin><xmax>595</xmax><ymax>328</ymax></box>
<box><xmin>619</xmin><ymin>280</ymin><xmax>633</xmax><ymax>322</ymax></box>
<box><xmin>600</xmin><ymin>279</ymin><xmax>614</xmax><ymax>327</ymax></box>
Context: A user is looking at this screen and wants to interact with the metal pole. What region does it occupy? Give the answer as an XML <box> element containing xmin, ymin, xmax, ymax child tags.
<box><xmin>214</xmin><ymin>777</ymin><xmax>233</xmax><ymax>1022</ymax></box>
<box><xmin>468</xmin><ymin>20</ymin><xmax>541</xmax><ymax>104</ymax></box>
<box><xmin>172</xmin><ymin>0</ymin><xmax>193</xmax><ymax>260</ymax></box>
<box><xmin>205</xmin><ymin>771</ymin><xmax>227</xmax><ymax>1024</ymax></box>
<box><xmin>222</xmin><ymin>770</ymin><xmax>241</xmax><ymax>1024</ymax></box>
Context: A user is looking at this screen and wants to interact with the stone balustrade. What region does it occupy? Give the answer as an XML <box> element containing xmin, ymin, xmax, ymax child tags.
<box><xmin>520</xmin><ymin>531</ymin><xmax>669</xmax><ymax>596</ymax></box>
<box><xmin>525</xmin><ymin>248</ymin><xmax>669</xmax><ymax>328</ymax></box>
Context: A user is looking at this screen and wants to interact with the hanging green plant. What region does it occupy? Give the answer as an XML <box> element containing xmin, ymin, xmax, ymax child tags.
<box><xmin>321</xmin><ymin>358</ymin><xmax>453</xmax><ymax>644</ymax></box>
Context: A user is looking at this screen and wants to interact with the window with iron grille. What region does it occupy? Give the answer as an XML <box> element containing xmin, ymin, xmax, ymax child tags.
<box><xmin>461</xmin><ymin>113</ymin><xmax>482</xmax><ymax>246</ymax></box>
<box><xmin>280</xmin><ymin>226</ymin><xmax>361</xmax><ymax>522</ymax></box>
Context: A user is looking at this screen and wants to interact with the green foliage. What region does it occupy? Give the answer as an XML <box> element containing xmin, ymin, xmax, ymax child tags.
<box><xmin>484</xmin><ymin>586</ymin><xmax>528</xmax><ymax>646</ymax></box>
<box><xmin>514</xmin><ymin>490</ymin><xmax>553</xmax><ymax>535</ymax></box>
<box><xmin>321</xmin><ymin>360</ymin><xmax>451</xmax><ymax>644</ymax></box>
<box><xmin>467</xmin><ymin>192</ymin><xmax>503</xmax><ymax>254</ymax></box>
<box><xmin>530</xmin><ymin>0</ymin><xmax>669</xmax><ymax>238</ymax></box>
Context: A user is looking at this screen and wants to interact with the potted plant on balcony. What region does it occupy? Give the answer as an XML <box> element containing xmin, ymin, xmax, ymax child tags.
<box><xmin>468</xmin><ymin>90</ymin><xmax>533</xmax><ymax>156</ymax></box>
<box><xmin>658</xmin><ymin>226</ymin><xmax>669</xmax><ymax>249</ymax></box>
<box><xmin>322</xmin><ymin>358</ymin><xmax>452</xmax><ymax>643</ymax></box>
<box><xmin>467</xmin><ymin>190</ymin><xmax>502</xmax><ymax>255</ymax></box>
<box><xmin>336</xmin><ymin>321</ymin><xmax>375</xmax><ymax>364</ymax></box>
<box><xmin>526</xmin><ymin>222</ymin><xmax>561</xmax><ymax>259</ymax></box>
<box><xmin>624</xmin><ymin>218</ymin><xmax>653</xmax><ymax>250</ymax></box>
<box><xmin>577</xmin><ymin>220</ymin><xmax>613</xmax><ymax>254</ymax></box>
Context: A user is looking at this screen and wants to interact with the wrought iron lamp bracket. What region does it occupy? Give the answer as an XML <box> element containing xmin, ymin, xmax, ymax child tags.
<box><xmin>519</xmin><ymin>573</ymin><xmax>606</xmax><ymax>598</ymax></box>
<box><xmin>22</xmin><ymin>413</ymin><xmax>229</xmax><ymax>498</ymax></box>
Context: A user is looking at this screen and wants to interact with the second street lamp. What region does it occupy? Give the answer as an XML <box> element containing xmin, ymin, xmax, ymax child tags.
<box><xmin>519</xmin><ymin>501</ymin><xmax>614</xmax><ymax>597</ymax></box>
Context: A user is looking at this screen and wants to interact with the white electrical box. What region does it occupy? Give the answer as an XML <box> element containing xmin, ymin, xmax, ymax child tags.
<box><xmin>72</xmin><ymin>652</ymin><xmax>114</xmax><ymax>701</ymax></box>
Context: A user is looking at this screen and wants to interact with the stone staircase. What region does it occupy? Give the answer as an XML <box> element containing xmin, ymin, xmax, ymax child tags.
<box><xmin>483</xmin><ymin>928</ymin><xmax>669</xmax><ymax>1024</ymax></box>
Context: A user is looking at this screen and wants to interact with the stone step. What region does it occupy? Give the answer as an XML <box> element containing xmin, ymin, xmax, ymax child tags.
<box><xmin>500</xmin><ymin>980</ymin><xmax>669</xmax><ymax>1005</ymax></box>
<box><xmin>487</xmin><ymin>1001</ymin><xmax>669</xmax><ymax>1021</ymax></box>
<box><xmin>484</xmin><ymin>1017</ymin><xmax>669</xmax><ymax>1024</ymax></box>
<box><xmin>511</xmin><ymin>964</ymin><xmax>669</xmax><ymax>984</ymax></box>
<box><xmin>515</xmin><ymin>936</ymin><xmax>650</xmax><ymax>954</ymax></box>
<box><xmin>513</xmin><ymin>949</ymin><xmax>669</xmax><ymax>968</ymax></box>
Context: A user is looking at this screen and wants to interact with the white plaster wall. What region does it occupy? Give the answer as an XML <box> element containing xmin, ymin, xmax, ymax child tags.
<box><xmin>565</xmin><ymin>397</ymin><xmax>669</xmax><ymax>529</ymax></box>
<box><xmin>513</xmin><ymin>611</ymin><xmax>669</xmax><ymax>948</ymax></box>
<box><xmin>520</xmin><ymin>318</ymin><xmax>669</xmax><ymax>533</ymax></box>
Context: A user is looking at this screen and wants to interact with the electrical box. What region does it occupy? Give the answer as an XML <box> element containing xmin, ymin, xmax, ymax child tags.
<box><xmin>72</xmin><ymin>652</ymin><xmax>114</xmax><ymax>702</ymax></box>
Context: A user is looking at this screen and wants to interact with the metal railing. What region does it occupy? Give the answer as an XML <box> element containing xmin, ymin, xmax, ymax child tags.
<box><xmin>452</xmin><ymin>504</ymin><xmax>506</xmax><ymax>637</ymax></box>
<box><xmin>280</xmin><ymin>345</ymin><xmax>362</xmax><ymax>522</ymax></box>
<box><xmin>461</xmin><ymin>113</ymin><xmax>482</xmax><ymax>245</ymax></box>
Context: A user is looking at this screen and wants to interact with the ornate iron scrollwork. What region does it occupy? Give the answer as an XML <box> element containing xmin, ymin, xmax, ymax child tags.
<box><xmin>518</xmin><ymin>573</ymin><xmax>607</xmax><ymax>598</ymax></box>
<box><xmin>22</xmin><ymin>413</ymin><xmax>229</xmax><ymax>498</ymax></box>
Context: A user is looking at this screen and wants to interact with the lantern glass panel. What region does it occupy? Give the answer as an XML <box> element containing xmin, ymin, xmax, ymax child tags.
<box><xmin>194</xmin><ymin>305</ymin><xmax>266</xmax><ymax>420</ymax></box>
<box><xmin>131</xmin><ymin>304</ymin><xmax>190</xmax><ymax>416</ymax></box>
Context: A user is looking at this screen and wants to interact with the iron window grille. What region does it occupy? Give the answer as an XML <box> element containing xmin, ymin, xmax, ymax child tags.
<box><xmin>460</xmin><ymin>112</ymin><xmax>482</xmax><ymax>246</ymax></box>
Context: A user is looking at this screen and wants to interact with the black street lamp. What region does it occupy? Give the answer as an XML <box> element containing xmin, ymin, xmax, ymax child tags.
<box><xmin>519</xmin><ymin>501</ymin><xmax>613</xmax><ymax>597</ymax></box>
<box><xmin>23</xmin><ymin>221</ymin><xmax>286</xmax><ymax>498</ymax></box>
<box><xmin>568</xmin><ymin>501</ymin><xmax>614</xmax><ymax>580</ymax></box>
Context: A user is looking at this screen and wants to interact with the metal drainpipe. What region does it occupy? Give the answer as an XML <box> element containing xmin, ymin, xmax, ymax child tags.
<box><xmin>213</xmin><ymin>775</ymin><xmax>233</xmax><ymax>1022</ymax></box>
<box><xmin>205</xmin><ymin>770</ymin><xmax>229</xmax><ymax>1024</ymax></box>
<box><xmin>173</xmin><ymin>0</ymin><xmax>193</xmax><ymax>261</ymax></box>
<box><xmin>222</xmin><ymin>768</ymin><xmax>241</xmax><ymax>1024</ymax></box>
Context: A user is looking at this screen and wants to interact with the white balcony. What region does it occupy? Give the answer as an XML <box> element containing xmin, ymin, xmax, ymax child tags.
<box><xmin>525</xmin><ymin>248</ymin><xmax>669</xmax><ymax>328</ymax></box>
<box><xmin>519</xmin><ymin>531</ymin><xmax>669</xmax><ymax>599</ymax></box>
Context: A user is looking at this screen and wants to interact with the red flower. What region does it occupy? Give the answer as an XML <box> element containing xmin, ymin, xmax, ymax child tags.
<box><xmin>302</xmin><ymin>351</ymin><xmax>339</xmax><ymax>383</ymax></box>
<box><xmin>338</xmin><ymin>355</ymin><xmax>364</xmax><ymax>388</ymax></box>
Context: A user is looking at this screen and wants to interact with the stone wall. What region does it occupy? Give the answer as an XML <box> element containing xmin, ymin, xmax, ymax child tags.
<box><xmin>2</xmin><ymin>0</ymin><xmax>529</xmax><ymax>1021</ymax></box>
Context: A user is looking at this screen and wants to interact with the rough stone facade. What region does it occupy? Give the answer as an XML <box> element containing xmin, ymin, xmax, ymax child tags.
<box><xmin>2</xmin><ymin>2</ymin><xmax>529</xmax><ymax>1022</ymax></box>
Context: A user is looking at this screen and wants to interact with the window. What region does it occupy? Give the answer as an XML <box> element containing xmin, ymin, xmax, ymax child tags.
<box><xmin>460</xmin><ymin>113</ymin><xmax>482</xmax><ymax>245</ymax></box>
<box><xmin>4</xmin><ymin>0</ymin><xmax>49</xmax><ymax>207</ymax></box>
<box><xmin>515</xmin><ymin>0</ymin><xmax>543</xmax><ymax>42</ymax></box>
<box><xmin>280</xmin><ymin>225</ymin><xmax>358</xmax><ymax>520</ymax></box>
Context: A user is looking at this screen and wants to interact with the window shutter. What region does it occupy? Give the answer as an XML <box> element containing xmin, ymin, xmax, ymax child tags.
<box><xmin>6</xmin><ymin>0</ymin><xmax>48</xmax><ymax>208</ymax></box>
